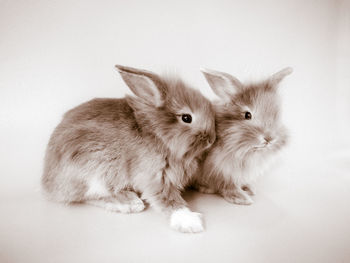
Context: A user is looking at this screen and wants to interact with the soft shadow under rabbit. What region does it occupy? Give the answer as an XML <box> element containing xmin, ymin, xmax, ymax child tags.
<box><xmin>42</xmin><ymin>65</ymin><xmax>216</xmax><ymax>233</ymax></box>
<box><xmin>193</xmin><ymin>67</ymin><xmax>292</xmax><ymax>205</ymax></box>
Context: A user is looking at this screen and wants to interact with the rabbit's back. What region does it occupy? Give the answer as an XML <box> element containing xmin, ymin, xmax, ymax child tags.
<box><xmin>42</xmin><ymin>98</ymin><xmax>143</xmax><ymax>202</ymax></box>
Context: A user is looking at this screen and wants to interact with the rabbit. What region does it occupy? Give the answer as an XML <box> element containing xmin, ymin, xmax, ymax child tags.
<box><xmin>193</xmin><ymin>67</ymin><xmax>292</xmax><ymax>205</ymax></box>
<box><xmin>42</xmin><ymin>65</ymin><xmax>216</xmax><ymax>233</ymax></box>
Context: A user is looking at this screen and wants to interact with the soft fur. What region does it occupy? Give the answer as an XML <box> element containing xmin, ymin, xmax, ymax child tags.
<box><xmin>42</xmin><ymin>65</ymin><xmax>216</xmax><ymax>233</ymax></box>
<box><xmin>193</xmin><ymin>67</ymin><xmax>292</xmax><ymax>205</ymax></box>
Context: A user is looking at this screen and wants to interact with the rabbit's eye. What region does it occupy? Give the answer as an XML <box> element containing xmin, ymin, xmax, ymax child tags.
<box><xmin>181</xmin><ymin>114</ymin><xmax>192</xmax><ymax>123</ymax></box>
<box><xmin>245</xmin><ymin>112</ymin><xmax>252</xmax><ymax>120</ymax></box>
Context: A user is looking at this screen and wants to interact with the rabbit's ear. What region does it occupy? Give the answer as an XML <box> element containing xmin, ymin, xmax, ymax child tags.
<box><xmin>270</xmin><ymin>67</ymin><xmax>293</xmax><ymax>86</ymax></box>
<box><xmin>115</xmin><ymin>65</ymin><xmax>164</xmax><ymax>106</ymax></box>
<box><xmin>200</xmin><ymin>68</ymin><xmax>243</xmax><ymax>101</ymax></box>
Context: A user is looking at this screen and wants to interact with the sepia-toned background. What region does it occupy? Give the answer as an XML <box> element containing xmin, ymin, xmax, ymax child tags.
<box><xmin>1</xmin><ymin>0</ymin><xmax>349</xmax><ymax>262</ymax></box>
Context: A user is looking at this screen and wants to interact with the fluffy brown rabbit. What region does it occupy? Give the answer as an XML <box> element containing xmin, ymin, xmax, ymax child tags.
<box><xmin>42</xmin><ymin>65</ymin><xmax>216</xmax><ymax>233</ymax></box>
<box><xmin>193</xmin><ymin>67</ymin><xmax>292</xmax><ymax>205</ymax></box>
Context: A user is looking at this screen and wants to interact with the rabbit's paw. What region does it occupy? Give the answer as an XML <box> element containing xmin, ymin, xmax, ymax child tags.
<box><xmin>117</xmin><ymin>198</ymin><xmax>145</xmax><ymax>213</ymax></box>
<box><xmin>170</xmin><ymin>208</ymin><xmax>204</xmax><ymax>233</ymax></box>
<box><xmin>242</xmin><ymin>184</ymin><xmax>256</xmax><ymax>196</ymax></box>
<box><xmin>87</xmin><ymin>197</ymin><xmax>145</xmax><ymax>213</ymax></box>
<box><xmin>223</xmin><ymin>191</ymin><xmax>253</xmax><ymax>205</ymax></box>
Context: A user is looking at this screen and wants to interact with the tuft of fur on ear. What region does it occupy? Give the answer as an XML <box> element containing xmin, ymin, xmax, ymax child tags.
<box><xmin>115</xmin><ymin>65</ymin><xmax>165</xmax><ymax>107</ymax></box>
<box><xmin>270</xmin><ymin>67</ymin><xmax>293</xmax><ymax>86</ymax></box>
<box><xmin>200</xmin><ymin>68</ymin><xmax>243</xmax><ymax>101</ymax></box>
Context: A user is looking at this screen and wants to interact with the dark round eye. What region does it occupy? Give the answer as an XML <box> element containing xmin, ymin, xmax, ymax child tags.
<box><xmin>245</xmin><ymin>111</ymin><xmax>252</xmax><ymax>120</ymax></box>
<box><xmin>181</xmin><ymin>114</ymin><xmax>192</xmax><ymax>123</ymax></box>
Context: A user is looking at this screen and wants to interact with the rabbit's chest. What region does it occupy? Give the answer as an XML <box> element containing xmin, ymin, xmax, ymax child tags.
<box><xmin>216</xmin><ymin>154</ymin><xmax>266</xmax><ymax>186</ymax></box>
<box><xmin>231</xmin><ymin>154</ymin><xmax>274</xmax><ymax>185</ymax></box>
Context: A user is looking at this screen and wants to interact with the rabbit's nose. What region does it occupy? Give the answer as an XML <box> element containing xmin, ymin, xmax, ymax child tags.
<box><xmin>264</xmin><ymin>135</ymin><xmax>273</xmax><ymax>144</ymax></box>
<box><xmin>205</xmin><ymin>131</ymin><xmax>216</xmax><ymax>145</ymax></box>
<box><xmin>200</xmin><ymin>132</ymin><xmax>215</xmax><ymax>146</ymax></box>
<box><xmin>208</xmin><ymin>135</ymin><xmax>215</xmax><ymax>145</ymax></box>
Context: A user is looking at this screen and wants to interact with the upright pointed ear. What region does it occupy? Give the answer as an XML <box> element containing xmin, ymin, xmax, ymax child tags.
<box><xmin>200</xmin><ymin>68</ymin><xmax>243</xmax><ymax>101</ymax></box>
<box><xmin>115</xmin><ymin>65</ymin><xmax>164</xmax><ymax>107</ymax></box>
<box><xmin>270</xmin><ymin>67</ymin><xmax>293</xmax><ymax>86</ymax></box>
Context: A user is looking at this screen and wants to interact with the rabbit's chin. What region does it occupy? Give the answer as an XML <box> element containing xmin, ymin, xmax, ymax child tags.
<box><xmin>249</xmin><ymin>139</ymin><xmax>283</xmax><ymax>154</ymax></box>
<box><xmin>165</xmin><ymin>131</ymin><xmax>213</xmax><ymax>162</ymax></box>
<box><xmin>251</xmin><ymin>144</ymin><xmax>274</xmax><ymax>152</ymax></box>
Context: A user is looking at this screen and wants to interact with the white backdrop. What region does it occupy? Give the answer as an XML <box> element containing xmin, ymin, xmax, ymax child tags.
<box><xmin>0</xmin><ymin>0</ymin><xmax>349</xmax><ymax>206</ymax></box>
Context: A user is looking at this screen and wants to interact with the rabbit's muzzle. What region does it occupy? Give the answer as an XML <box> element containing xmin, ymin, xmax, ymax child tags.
<box><xmin>196</xmin><ymin>132</ymin><xmax>216</xmax><ymax>149</ymax></box>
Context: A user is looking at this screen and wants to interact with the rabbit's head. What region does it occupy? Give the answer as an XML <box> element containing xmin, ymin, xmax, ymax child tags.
<box><xmin>201</xmin><ymin>67</ymin><xmax>292</xmax><ymax>160</ymax></box>
<box><xmin>116</xmin><ymin>65</ymin><xmax>216</xmax><ymax>161</ymax></box>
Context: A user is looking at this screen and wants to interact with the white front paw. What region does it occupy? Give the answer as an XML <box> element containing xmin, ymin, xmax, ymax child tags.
<box><xmin>170</xmin><ymin>208</ymin><xmax>204</xmax><ymax>233</ymax></box>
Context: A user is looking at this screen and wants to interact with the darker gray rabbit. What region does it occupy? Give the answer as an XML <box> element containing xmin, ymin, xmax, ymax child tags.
<box><xmin>42</xmin><ymin>65</ymin><xmax>216</xmax><ymax>233</ymax></box>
